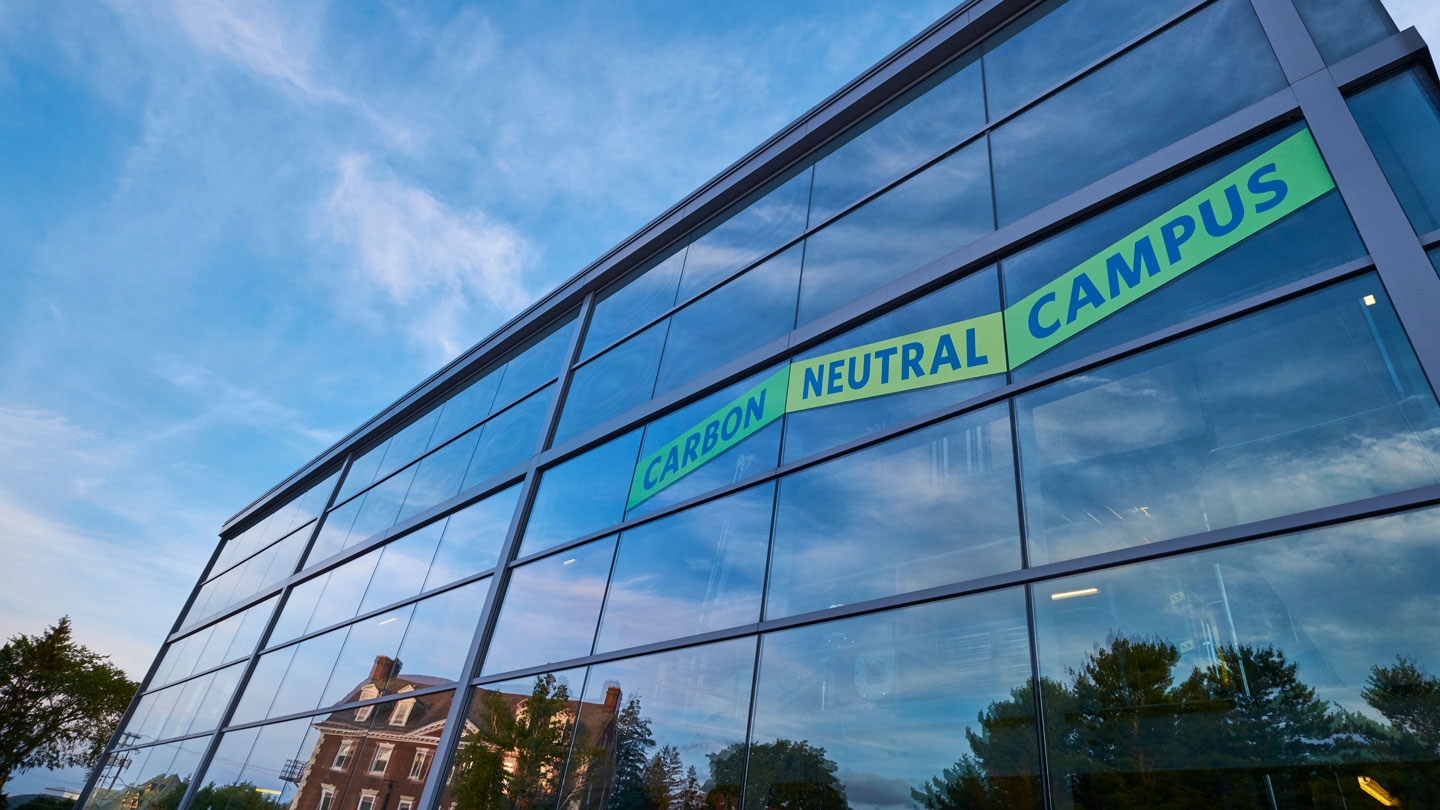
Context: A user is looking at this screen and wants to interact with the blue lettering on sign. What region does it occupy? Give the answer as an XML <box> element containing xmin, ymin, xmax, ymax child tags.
<box><xmin>745</xmin><ymin>390</ymin><xmax>767</xmax><ymax>427</ymax></box>
<box><xmin>1029</xmin><ymin>292</ymin><xmax>1060</xmax><ymax>339</ymax></box>
<box><xmin>1066</xmin><ymin>273</ymin><xmax>1105</xmax><ymax>324</ymax></box>
<box><xmin>900</xmin><ymin>342</ymin><xmax>925</xmax><ymax>381</ymax></box>
<box><xmin>930</xmin><ymin>334</ymin><xmax>961</xmax><ymax>376</ymax></box>
<box><xmin>848</xmin><ymin>355</ymin><xmax>871</xmax><ymax>389</ymax></box>
<box><xmin>1106</xmin><ymin>236</ymin><xmax>1161</xmax><ymax>299</ymax></box>
<box><xmin>966</xmin><ymin>328</ymin><xmax>988</xmax><ymax>366</ymax></box>
<box><xmin>875</xmin><ymin>347</ymin><xmax>898</xmax><ymax>384</ymax></box>
<box><xmin>802</xmin><ymin>366</ymin><xmax>824</xmax><ymax>400</ymax></box>
<box><xmin>1161</xmin><ymin>214</ymin><xmax>1196</xmax><ymax>264</ymax></box>
<box><xmin>1200</xmin><ymin>184</ymin><xmax>1244</xmax><ymax>237</ymax></box>
<box><xmin>1249</xmin><ymin>163</ymin><xmax>1288</xmax><ymax>212</ymax></box>
<box><xmin>643</xmin><ymin>456</ymin><xmax>663</xmax><ymax>488</ymax></box>
<box><xmin>827</xmin><ymin>359</ymin><xmax>844</xmax><ymax>395</ymax></box>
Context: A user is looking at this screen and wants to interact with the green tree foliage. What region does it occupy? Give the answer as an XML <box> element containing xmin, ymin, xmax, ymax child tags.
<box><xmin>182</xmin><ymin>782</ymin><xmax>283</xmax><ymax>810</ymax></box>
<box><xmin>707</xmin><ymin>740</ymin><xmax>846</xmax><ymax>810</ymax></box>
<box><xmin>0</xmin><ymin>618</ymin><xmax>136</xmax><ymax>803</ymax></box>
<box><xmin>605</xmin><ymin>697</ymin><xmax>656</xmax><ymax>810</ymax></box>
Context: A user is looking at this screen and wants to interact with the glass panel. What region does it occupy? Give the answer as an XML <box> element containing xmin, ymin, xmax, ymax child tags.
<box><xmin>266</xmin><ymin>628</ymin><xmax>348</xmax><ymax>719</ymax></box>
<box><xmin>374</xmin><ymin>411</ymin><xmax>441</xmax><ymax>486</ymax></box>
<box><xmin>991</xmin><ymin>0</ymin><xmax>1286</xmax><ymax>226</ymax></box>
<box><xmin>338</xmin><ymin>442</ymin><xmax>387</xmax><ymax>504</ymax></box>
<box><xmin>357</xmin><ymin>523</ymin><xmax>443</xmax><ymax>614</ymax></box>
<box><xmin>157</xmin><ymin>632</ymin><xmax>205</xmax><ymax>689</ymax></box>
<box><xmin>463</xmin><ymin>385</ymin><xmax>554</xmax><ymax>488</ymax></box>
<box><xmin>187</xmin><ymin>661</ymin><xmax>243</xmax><ymax>734</ymax></box>
<box><xmin>318</xmin><ymin>607</ymin><xmax>415</xmax><ymax>708</ymax></box>
<box><xmin>595</xmin><ymin>484</ymin><xmax>772</xmax><ymax>653</ymax></box>
<box><xmin>271</xmin><ymin>576</ymin><xmax>326</xmax><ymax>647</ymax></box>
<box><xmin>582</xmin><ymin>249</ymin><xmax>685</xmax><ymax>358</ymax></box>
<box><xmin>655</xmin><ymin>244</ymin><xmax>802</xmax><ymax>395</ymax></box>
<box><xmin>784</xmin><ymin>265</ymin><xmax>1004</xmax><ymax>462</ymax></box>
<box><xmin>301</xmin><ymin>549</ymin><xmax>384</xmax><ymax>636</ymax></box>
<box><xmin>493</xmin><ymin>316</ymin><xmax>576</xmax><ymax>409</ymax></box>
<box><xmin>798</xmin><ymin>140</ymin><xmax>993</xmax><ymax>325</ymax></box>
<box><xmin>391</xmin><ymin>579</ymin><xmax>490</xmax><ymax>687</ymax></box>
<box><xmin>263</xmin><ymin>529</ymin><xmax>309</xmax><ymax>589</ymax></box>
<box><xmin>343</xmin><ymin>466</ymin><xmax>418</xmax><ymax>550</ymax></box>
<box><xmin>309</xmin><ymin>498</ymin><xmax>362</xmax><ymax>566</ymax></box>
<box><xmin>218</xmin><ymin>716</ymin><xmax>313</xmax><ymax>808</ymax></box>
<box><xmin>1016</xmin><ymin>275</ymin><xmax>1440</xmax><ymax>566</ymax></box>
<box><xmin>188</xmin><ymin>729</ymin><xmax>260</xmax><ymax>808</ymax></box>
<box><xmin>440</xmin><ymin>669</ymin><xmax>585</xmax><ymax>810</ymax></box>
<box><xmin>562</xmin><ymin>639</ymin><xmax>758</xmax><ymax>810</ymax></box>
<box><xmin>748</xmin><ymin>588</ymin><xmax>1040</xmax><ymax>810</ymax></box>
<box><xmin>769</xmin><ymin>402</ymin><xmax>1021</xmax><ymax>619</ymax></box>
<box><xmin>554</xmin><ymin>320</ymin><xmax>667</xmax><ymax>444</ymax></box>
<box><xmin>1430</xmin><ymin>246</ymin><xmax>1440</xmax><ymax>277</ymax></box>
<box><xmin>810</xmin><ymin>52</ymin><xmax>985</xmax><ymax>225</ymax></box>
<box><xmin>230</xmin><ymin>645</ymin><xmax>297</xmax><ymax>725</ymax></box>
<box><xmin>677</xmin><ymin>169</ymin><xmax>812</xmax><ymax>303</ymax></box>
<box><xmin>135</xmin><ymin>684</ymin><xmax>180</xmax><ymax>745</ymax></box>
<box><xmin>983</xmin><ymin>0</ymin><xmax>1194</xmax><ymax>118</ymax></box>
<box><xmin>1349</xmin><ymin>68</ymin><xmax>1440</xmax><ymax>235</ymax></box>
<box><xmin>224</xmin><ymin>595</ymin><xmax>278</xmax><ymax>663</ymax></box>
<box><xmin>626</xmin><ymin>367</ymin><xmax>786</xmax><ymax>519</ymax></box>
<box><xmin>159</xmin><ymin>670</ymin><xmax>215</xmax><ymax>740</ymax></box>
<box><xmin>423</xmin><ymin>485</ymin><xmax>520</xmax><ymax>589</ymax></box>
<box><xmin>480</xmin><ymin>536</ymin><xmax>618</xmax><ymax>676</ymax></box>
<box><xmin>1002</xmin><ymin>124</ymin><xmax>1366</xmax><ymax>375</ymax></box>
<box><xmin>1295</xmin><ymin>0</ymin><xmax>1394</xmax><ymax>63</ymax></box>
<box><xmin>431</xmin><ymin>368</ymin><xmax>503</xmax><ymax>450</ymax></box>
<box><xmin>1033</xmin><ymin>507</ymin><xmax>1440</xmax><ymax>810</ymax></box>
<box><xmin>519</xmin><ymin>431</ymin><xmax>642</xmax><ymax>558</ymax></box>
<box><xmin>396</xmin><ymin>428</ymin><xmax>479</xmax><ymax>523</ymax></box>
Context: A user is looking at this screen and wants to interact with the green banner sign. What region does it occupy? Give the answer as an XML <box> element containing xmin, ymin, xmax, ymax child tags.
<box><xmin>626</xmin><ymin>129</ymin><xmax>1335</xmax><ymax>508</ymax></box>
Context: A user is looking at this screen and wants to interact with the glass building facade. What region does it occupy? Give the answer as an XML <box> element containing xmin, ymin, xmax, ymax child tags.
<box><xmin>80</xmin><ymin>1</ymin><xmax>1440</xmax><ymax>810</ymax></box>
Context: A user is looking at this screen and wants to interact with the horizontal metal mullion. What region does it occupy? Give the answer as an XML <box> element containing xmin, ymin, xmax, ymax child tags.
<box><xmin>141</xmin><ymin>657</ymin><xmax>249</xmax><ymax>698</ymax></box>
<box><xmin>110</xmin><ymin>729</ymin><xmax>215</xmax><ymax>755</ymax></box>
<box><xmin>1330</xmin><ymin>27</ymin><xmax>1430</xmax><ymax>92</ymax></box>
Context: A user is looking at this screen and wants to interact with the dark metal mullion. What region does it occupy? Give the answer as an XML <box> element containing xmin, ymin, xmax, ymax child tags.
<box><xmin>469</xmin><ymin>478</ymin><xmax>1440</xmax><ymax>688</ymax></box>
<box><xmin>413</xmin><ymin>291</ymin><xmax>596</xmax><ymax>810</ymax></box>
<box><xmin>168</xmin><ymin>456</ymin><xmax>353</xmax><ymax>810</ymax></box>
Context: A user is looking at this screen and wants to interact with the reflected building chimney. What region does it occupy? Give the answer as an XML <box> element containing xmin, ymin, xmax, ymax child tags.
<box><xmin>370</xmin><ymin>655</ymin><xmax>401</xmax><ymax>685</ymax></box>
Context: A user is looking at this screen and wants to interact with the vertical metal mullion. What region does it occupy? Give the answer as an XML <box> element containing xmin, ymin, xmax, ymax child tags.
<box><xmin>415</xmin><ymin>293</ymin><xmax>598</xmax><ymax>810</ymax></box>
<box><xmin>166</xmin><ymin>458</ymin><xmax>352</xmax><ymax>810</ymax></box>
<box><xmin>1245</xmin><ymin>0</ymin><xmax>1324</xmax><ymax>82</ymax></box>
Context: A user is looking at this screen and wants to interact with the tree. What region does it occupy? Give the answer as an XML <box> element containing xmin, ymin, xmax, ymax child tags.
<box><xmin>0</xmin><ymin>618</ymin><xmax>137</xmax><ymax>803</ymax></box>
<box><xmin>707</xmin><ymin>740</ymin><xmax>847</xmax><ymax>810</ymax></box>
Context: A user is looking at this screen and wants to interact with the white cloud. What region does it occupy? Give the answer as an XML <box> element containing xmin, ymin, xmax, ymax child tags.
<box><xmin>319</xmin><ymin>153</ymin><xmax>537</xmax><ymax>359</ymax></box>
<box><xmin>1382</xmin><ymin>0</ymin><xmax>1440</xmax><ymax>46</ymax></box>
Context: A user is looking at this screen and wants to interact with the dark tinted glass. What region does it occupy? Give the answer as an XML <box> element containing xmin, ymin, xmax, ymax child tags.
<box><xmin>809</xmin><ymin>53</ymin><xmax>985</xmax><ymax>225</ymax></box>
<box><xmin>582</xmin><ymin>250</ymin><xmax>685</xmax><ymax>357</ymax></box>
<box><xmin>430</xmin><ymin>368</ymin><xmax>503</xmax><ymax>449</ymax></box>
<box><xmin>798</xmin><ymin>140</ymin><xmax>993</xmax><ymax>325</ymax></box>
<box><xmin>1033</xmin><ymin>507</ymin><xmax>1440</xmax><ymax>810</ymax></box>
<box><xmin>784</xmin><ymin>265</ymin><xmax>1004</xmax><ymax>462</ymax></box>
<box><xmin>319</xmin><ymin>607</ymin><xmax>414</xmax><ymax>708</ymax></box>
<box><xmin>595</xmin><ymin>484</ymin><xmax>773</xmax><ymax>653</ymax></box>
<box><xmin>480</xmin><ymin>536</ymin><xmax>617</xmax><ymax>676</ymax></box>
<box><xmin>395</xmin><ymin>429</ymin><xmax>479</xmax><ymax>523</ymax></box>
<box><xmin>440</xmin><ymin>669</ymin><xmax>585</xmax><ymax>810</ymax></box>
<box><xmin>1349</xmin><ymin>69</ymin><xmax>1440</xmax><ymax>234</ymax></box>
<box><xmin>493</xmin><ymin>316</ymin><xmax>575</xmax><ymax>408</ymax></box>
<box><xmin>1002</xmin><ymin>125</ymin><xmax>1366</xmax><ymax>375</ymax></box>
<box><xmin>655</xmin><ymin>244</ymin><xmax>801</xmax><ymax>395</ymax></box>
<box><xmin>1017</xmin><ymin>275</ymin><xmax>1440</xmax><ymax>566</ymax></box>
<box><xmin>463</xmin><ymin>385</ymin><xmax>553</xmax><ymax>488</ymax></box>
<box><xmin>991</xmin><ymin>0</ymin><xmax>1285</xmax><ymax>226</ymax></box>
<box><xmin>1430</xmin><ymin>246</ymin><xmax>1440</xmax><ymax>277</ymax></box>
<box><xmin>748</xmin><ymin>589</ymin><xmax>1040</xmax><ymax>810</ymax></box>
<box><xmin>626</xmin><ymin>367</ymin><xmax>786</xmax><ymax>519</ymax></box>
<box><xmin>769</xmin><ymin>402</ymin><xmax>1020</xmax><ymax>619</ymax></box>
<box><xmin>677</xmin><ymin>169</ymin><xmax>812</xmax><ymax>303</ymax></box>
<box><xmin>391</xmin><ymin>579</ymin><xmax>489</xmax><ymax>687</ymax></box>
<box><xmin>562</xmin><ymin>639</ymin><xmax>758</xmax><ymax>810</ymax></box>
<box><xmin>423</xmin><ymin>485</ymin><xmax>520</xmax><ymax>588</ymax></box>
<box><xmin>520</xmin><ymin>431</ymin><xmax>642</xmax><ymax>557</ymax></box>
<box><xmin>1295</xmin><ymin>0</ymin><xmax>1394</xmax><ymax>63</ymax></box>
<box><xmin>357</xmin><ymin>523</ymin><xmax>444</xmax><ymax>614</ymax></box>
<box><xmin>983</xmin><ymin>0</ymin><xmax>1193</xmax><ymax>118</ymax></box>
<box><xmin>554</xmin><ymin>321</ymin><xmax>666</xmax><ymax>444</ymax></box>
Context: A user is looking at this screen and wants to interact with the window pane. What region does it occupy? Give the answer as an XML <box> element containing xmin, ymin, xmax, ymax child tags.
<box><xmin>229</xmin><ymin>644</ymin><xmax>296</xmax><ymax>725</ymax></box>
<box><xmin>156</xmin><ymin>632</ymin><xmax>205</xmax><ymax>689</ymax></box>
<box><xmin>319</xmin><ymin>607</ymin><xmax>415</xmax><ymax>708</ymax></box>
<box><xmin>1295</xmin><ymin>0</ymin><xmax>1394</xmax><ymax>64</ymax></box>
<box><xmin>677</xmin><ymin>169</ymin><xmax>812</xmax><ymax>303</ymax></box>
<box><xmin>1001</xmin><ymin>125</ymin><xmax>1366</xmax><ymax>375</ymax></box>
<box><xmin>267</xmin><ymin>627</ymin><xmax>348</xmax><ymax>719</ymax></box>
<box><xmin>520</xmin><ymin>431</ymin><xmax>641</xmax><ymax>558</ymax></box>
<box><xmin>309</xmin><ymin>497</ymin><xmax>362</xmax><ymax>566</ymax></box>
<box><xmin>562</xmin><ymin>639</ymin><xmax>758</xmax><ymax>809</ymax></box>
<box><xmin>344</xmin><ymin>466</ymin><xmax>419</xmax><ymax>549</ymax></box>
<box><xmin>159</xmin><ymin>669</ymin><xmax>215</xmax><ymax>740</ymax></box>
<box><xmin>748</xmin><ymin>589</ymin><xmax>1040</xmax><ymax>810</ymax></box>
<box><xmin>463</xmin><ymin>385</ymin><xmax>553</xmax><ymax>489</ymax></box>
<box><xmin>655</xmin><ymin>244</ymin><xmax>801</xmax><ymax>395</ymax></box>
<box><xmin>271</xmin><ymin>576</ymin><xmax>326</xmax><ymax>646</ymax></box>
<box><xmin>305</xmin><ymin>548</ymin><xmax>383</xmax><ymax>634</ymax></box>
<box><xmin>440</xmin><ymin>670</ymin><xmax>585</xmax><ymax>810</ymax></box>
<box><xmin>190</xmin><ymin>612</ymin><xmax>243</xmax><ymax>674</ymax></box>
<box><xmin>991</xmin><ymin>0</ymin><xmax>1285</xmax><ymax>226</ymax></box>
<box><xmin>555</xmin><ymin>320</ymin><xmax>667</xmax><ymax>444</ymax></box>
<box><xmin>391</xmin><ymin>579</ymin><xmax>489</xmax><ymax>687</ymax></box>
<box><xmin>595</xmin><ymin>485</ymin><xmax>772</xmax><ymax>653</ymax></box>
<box><xmin>1349</xmin><ymin>68</ymin><xmax>1440</xmax><ymax>235</ymax></box>
<box><xmin>339</xmin><ymin>442</ymin><xmax>387</xmax><ymax>504</ymax></box>
<box><xmin>1033</xmin><ymin>507</ymin><xmax>1440</xmax><ymax>810</ymax></box>
<box><xmin>357</xmin><ymin>523</ymin><xmax>444</xmax><ymax>614</ymax></box>
<box><xmin>374</xmin><ymin>411</ymin><xmax>441</xmax><ymax>486</ymax></box>
<box><xmin>1430</xmin><ymin>246</ymin><xmax>1440</xmax><ymax>277</ymax></box>
<box><xmin>983</xmin><ymin>0</ymin><xmax>1194</xmax><ymax>118</ymax></box>
<box><xmin>188</xmin><ymin>661</ymin><xmax>243</xmax><ymax>734</ymax></box>
<box><xmin>396</xmin><ymin>429</ymin><xmax>479</xmax><ymax>523</ymax></box>
<box><xmin>798</xmin><ymin>139</ymin><xmax>993</xmax><ymax>325</ymax></box>
<box><xmin>423</xmin><ymin>485</ymin><xmax>520</xmax><ymax>589</ymax></box>
<box><xmin>784</xmin><ymin>266</ymin><xmax>1004</xmax><ymax>462</ymax></box>
<box><xmin>480</xmin><ymin>536</ymin><xmax>617</xmax><ymax>676</ymax></box>
<box><xmin>769</xmin><ymin>402</ymin><xmax>1020</xmax><ymax>619</ymax></box>
<box><xmin>626</xmin><ymin>367</ymin><xmax>785</xmax><ymax>519</ymax></box>
<box><xmin>810</xmin><ymin>52</ymin><xmax>985</xmax><ymax>225</ymax></box>
<box><xmin>1017</xmin><ymin>275</ymin><xmax>1440</xmax><ymax>566</ymax></box>
<box><xmin>493</xmin><ymin>316</ymin><xmax>575</xmax><ymax>409</ymax></box>
<box><xmin>582</xmin><ymin>250</ymin><xmax>685</xmax><ymax>358</ymax></box>
<box><xmin>430</xmin><ymin>368</ymin><xmax>503</xmax><ymax>450</ymax></box>
<box><xmin>223</xmin><ymin>595</ymin><xmax>277</xmax><ymax>662</ymax></box>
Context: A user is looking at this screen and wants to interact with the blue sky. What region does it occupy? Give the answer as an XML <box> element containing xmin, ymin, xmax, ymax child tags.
<box><xmin>1</xmin><ymin>0</ymin><xmax>1437</xmax><ymax>797</ymax></box>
